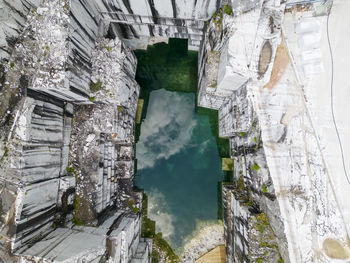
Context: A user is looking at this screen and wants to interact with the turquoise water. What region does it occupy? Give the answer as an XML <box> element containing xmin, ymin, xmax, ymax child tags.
<box><xmin>134</xmin><ymin>39</ymin><xmax>228</xmax><ymax>252</ymax></box>
<box><xmin>135</xmin><ymin>89</ymin><xmax>223</xmax><ymax>250</ymax></box>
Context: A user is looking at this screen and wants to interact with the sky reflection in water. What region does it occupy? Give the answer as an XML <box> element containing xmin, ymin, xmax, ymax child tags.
<box><xmin>135</xmin><ymin>89</ymin><xmax>223</xmax><ymax>251</ymax></box>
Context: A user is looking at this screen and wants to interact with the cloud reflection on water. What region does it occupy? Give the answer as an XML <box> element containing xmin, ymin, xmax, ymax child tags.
<box><xmin>136</xmin><ymin>89</ymin><xmax>222</xmax><ymax>252</ymax></box>
<box><xmin>136</xmin><ymin>89</ymin><xmax>197</xmax><ymax>170</ymax></box>
<box><xmin>147</xmin><ymin>188</ymin><xmax>176</xmax><ymax>239</ymax></box>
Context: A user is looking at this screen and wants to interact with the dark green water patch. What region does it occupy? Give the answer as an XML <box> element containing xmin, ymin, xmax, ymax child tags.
<box><xmin>134</xmin><ymin>39</ymin><xmax>230</xmax><ymax>252</ymax></box>
<box><xmin>135</xmin><ymin>39</ymin><xmax>197</xmax><ymax>93</ymax></box>
<box><xmin>134</xmin><ymin>39</ymin><xmax>198</xmax><ymax>143</ymax></box>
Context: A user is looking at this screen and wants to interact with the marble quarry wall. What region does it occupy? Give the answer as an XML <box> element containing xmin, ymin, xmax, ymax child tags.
<box><xmin>197</xmin><ymin>0</ymin><xmax>283</xmax><ymax>110</ymax></box>
<box><xmin>1</xmin><ymin>0</ymin><xmax>346</xmax><ymax>262</ymax></box>
<box><xmin>199</xmin><ymin>0</ymin><xmax>350</xmax><ymax>262</ymax></box>
<box><xmin>220</xmin><ymin>86</ymin><xmax>289</xmax><ymax>262</ymax></box>
<box><xmin>0</xmin><ymin>0</ymin><xmax>151</xmax><ymax>262</ymax></box>
<box><xmin>197</xmin><ymin>0</ymin><xmax>291</xmax><ymax>262</ymax></box>
<box><xmin>0</xmin><ymin>0</ymin><xmax>290</xmax><ymax>262</ymax></box>
<box><xmin>101</xmin><ymin>0</ymin><xmax>221</xmax><ymax>50</ymax></box>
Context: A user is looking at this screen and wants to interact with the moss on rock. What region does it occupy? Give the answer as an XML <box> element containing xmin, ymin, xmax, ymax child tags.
<box><xmin>90</xmin><ymin>79</ymin><xmax>103</xmax><ymax>93</ymax></box>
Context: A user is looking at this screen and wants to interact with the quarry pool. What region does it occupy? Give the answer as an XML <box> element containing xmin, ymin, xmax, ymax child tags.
<box><xmin>134</xmin><ymin>39</ymin><xmax>229</xmax><ymax>253</ymax></box>
<box><xmin>135</xmin><ymin>89</ymin><xmax>223</xmax><ymax>250</ymax></box>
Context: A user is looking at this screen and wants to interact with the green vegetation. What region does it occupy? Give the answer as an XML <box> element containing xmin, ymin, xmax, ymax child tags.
<box><xmin>117</xmin><ymin>106</ymin><xmax>124</xmax><ymax>112</ymax></box>
<box><xmin>256</xmin><ymin>258</ymin><xmax>263</xmax><ymax>263</ymax></box>
<box><xmin>237</xmin><ymin>174</ymin><xmax>245</xmax><ymax>192</ymax></box>
<box><xmin>141</xmin><ymin>193</ymin><xmax>156</xmax><ymax>238</ymax></box>
<box><xmin>254</xmin><ymin>136</ymin><xmax>258</xmax><ymax>143</ymax></box>
<box><xmin>253</xmin><ymin>213</ymin><xmax>279</xmax><ymax>250</ymax></box>
<box><xmin>3</xmin><ymin>146</ymin><xmax>8</xmax><ymax>157</ymax></box>
<box><xmin>240</xmin><ymin>132</ymin><xmax>246</xmax><ymax>137</ymax></box>
<box><xmin>279</xmin><ymin>258</ymin><xmax>284</xmax><ymax>263</ymax></box>
<box><xmin>222</xmin><ymin>158</ymin><xmax>234</xmax><ymax>171</ymax></box>
<box><xmin>252</xmin><ymin>163</ymin><xmax>260</xmax><ymax>171</ymax></box>
<box><xmin>126</xmin><ymin>199</ymin><xmax>134</xmax><ymax>207</ymax></box>
<box><xmin>254</xmin><ymin>213</ymin><xmax>269</xmax><ymax>233</ymax></box>
<box><xmin>124</xmin><ymin>198</ymin><xmax>137</xmax><ymax>211</ymax></box>
<box><xmin>152</xmin><ymin>252</ymin><xmax>160</xmax><ymax>263</ymax></box>
<box><xmin>72</xmin><ymin>195</ymin><xmax>84</xmax><ymax>226</ymax></box>
<box><xmin>90</xmin><ymin>79</ymin><xmax>103</xmax><ymax>92</ymax></box>
<box><xmin>211</xmin><ymin>4</ymin><xmax>233</xmax><ymax>30</ymax></box>
<box><xmin>135</xmin><ymin>99</ymin><xmax>144</xmax><ymax>124</ymax></box>
<box><xmin>246</xmin><ymin>188</ymin><xmax>254</xmax><ymax>206</ymax></box>
<box><xmin>1</xmin><ymin>145</ymin><xmax>9</xmax><ymax>162</ymax></box>
<box><xmin>211</xmin><ymin>4</ymin><xmax>233</xmax><ymax>29</ymax></box>
<box><xmin>66</xmin><ymin>166</ymin><xmax>74</xmax><ymax>174</ymax></box>
<box><xmin>212</xmin><ymin>9</ymin><xmax>223</xmax><ymax>28</ymax></box>
<box><xmin>10</xmin><ymin>62</ymin><xmax>14</xmax><ymax>68</ymax></box>
<box><xmin>153</xmin><ymin>233</ymin><xmax>180</xmax><ymax>263</ymax></box>
<box><xmin>262</xmin><ymin>184</ymin><xmax>268</xmax><ymax>193</ymax></box>
<box><xmin>106</xmin><ymin>46</ymin><xmax>111</xmax><ymax>52</ymax></box>
<box><xmin>123</xmin><ymin>198</ymin><xmax>140</xmax><ymax>213</ymax></box>
<box><xmin>66</xmin><ymin>164</ymin><xmax>79</xmax><ymax>180</ymax></box>
<box><xmin>89</xmin><ymin>97</ymin><xmax>95</xmax><ymax>102</ymax></box>
<box><xmin>223</xmin><ymin>4</ymin><xmax>233</xmax><ymax>15</ymax></box>
<box><xmin>232</xmin><ymin>169</ymin><xmax>255</xmax><ymax>207</ymax></box>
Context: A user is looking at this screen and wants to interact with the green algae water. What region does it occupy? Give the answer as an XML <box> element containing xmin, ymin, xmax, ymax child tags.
<box><xmin>134</xmin><ymin>39</ymin><xmax>230</xmax><ymax>254</ymax></box>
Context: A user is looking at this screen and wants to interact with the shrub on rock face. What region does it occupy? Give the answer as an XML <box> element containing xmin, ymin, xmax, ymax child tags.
<box><xmin>223</xmin><ymin>4</ymin><xmax>232</xmax><ymax>15</ymax></box>
<box><xmin>252</xmin><ymin>163</ymin><xmax>260</xmax><ymax>171</ymax></box>
<box><xmin>90</xmin><ymin>79</ymin><xmax>102</xmax><ymax>92</ymax></box>
<box><xmin>211</xmin><ymin>4</ymin><xmax>233</xmax><ymax>29</ymax></box>
<box><xmin>262</xmin><ymin>184</ymin><xmax>268</xmax><ymax>193</ymax></box>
